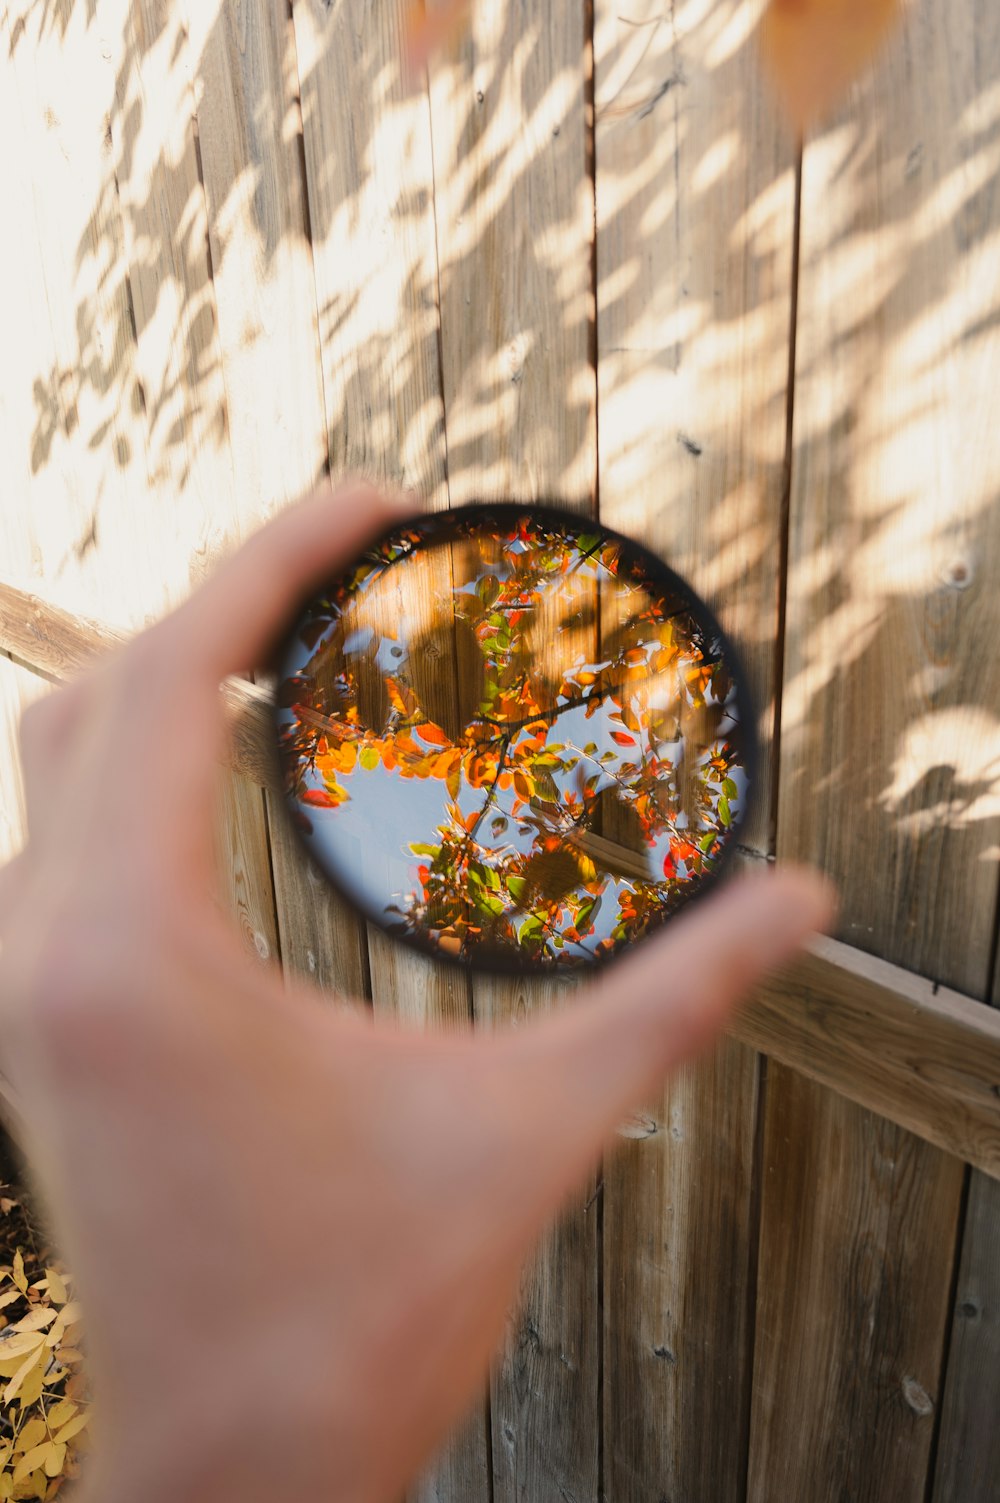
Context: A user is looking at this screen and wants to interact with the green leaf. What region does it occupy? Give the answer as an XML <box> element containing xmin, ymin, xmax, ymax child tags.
<box><xmin>507</xmin><ymin>876</ymin><xmax>530</xmax><ymax>906</ymax></box>
<box><xmin>719</xmin><ymin>796</ymin><xmax>732</xmax><ymax>828</ymax></box>
<box><xmin>699</xmin><ymin>830</ymin><xmax>716</xmax><ymax>854</ymax></box>
<box><xmin>409</xmin><ymin>842</ymin><xmax>440</xmax><ymax>858</ymax></box>
<box><xmin>722</xmin><ymin>777</ymin><xmax>738</xmax><ymax>800</ymax></box>
<box><xmin>476</xmin><ymin>575</ymin><xmax>501</xmax><ymax>609</ymax></box>
<box><xmin>359</xmin><ymin>745</ymin><xmax>380</xmax><ymax>771</ymax></box>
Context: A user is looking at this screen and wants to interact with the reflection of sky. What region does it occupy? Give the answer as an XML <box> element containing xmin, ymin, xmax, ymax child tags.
<box><xmin>279</xmin><ymin>523</ymin><xmax>749</xmax><ymax>965</ymax></box>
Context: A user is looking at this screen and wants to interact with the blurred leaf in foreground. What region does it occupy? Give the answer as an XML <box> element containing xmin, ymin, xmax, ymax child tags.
<box><xmin>762</xmin><ymin>0</ymin><xmax>903</xmax><ymax>134</ymax></box>
<box><xmin>404</xmin><ymin>0</ymin><xmax>471</xmax><ymax>74</ymax></box>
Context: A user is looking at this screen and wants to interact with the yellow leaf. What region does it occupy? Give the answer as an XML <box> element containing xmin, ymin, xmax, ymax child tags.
<box><xmin>43</xmin><ymin>1402</ymin><xmax>75</xmax><ymax>1432</ymax></box>
<box><xmin>3</xmin><ymin>1344</ymin><xmax>44</xmax><ymax>1403</ymax></box>
<box><xmin>12</xmin><ymin>1446</ymin><xmax>53</xmax><ymax>1487</ymax></box>
<box><xmin>11</xmin><ymin>1255</ymin><xmax>26</xmax><ymax>1297</ymax></box>
<box><xmin>42</xmin><ymin>1273</ymin><xmax>66</xmax><ymax>1308</ymax></box>
<box><xmin>53</xmin><ymin>1306</ymin><xmax>80</xmax><ymax>1331</ymax></box>
<box><xmin>762</xmin><ymin>0</ymin><xmax>902</xmax><ymax>133</ymax></box>
<box><xmin>0</xmin><ymin>1292</ymin><xmax>22</xmax><ymax>1312</ymax></box>
<box><xmin>0</xmin><ymin>1333</ymin><xmax>44</xmax><ymax>1362</ymax></box>
<box><xmin>0</xmin><ymin>1471</ymin><xmax>10</xmax><ymax>1500</ymax></box>
<box><xmin>42</xmin><ymin>1445</ymin><xmax>65</xmax><ymax>1480</ymax></box>
<box><xmin>14</xmin><ymin>1421</ymin><xmax>46</xmax><ymax>1456</ymax></box>
<box><xmin>51</xmin><ymin>1415</ymin><xmax>87</xmax><ymax>1447</ymax></box>
<box><xmin>0</xmin><ymin>1442</ymin><xmax>11</xmax><ymax>1466</ymax></box>
<box><xmin>17</xmin><ymin>1362</ymin><xmax>46</xmax><ymax>1410</ymax></box>
<box><xmin>9</xmin><ymin>1311</ymin><xmax>56</xmax><ymax>1337</ymax></box>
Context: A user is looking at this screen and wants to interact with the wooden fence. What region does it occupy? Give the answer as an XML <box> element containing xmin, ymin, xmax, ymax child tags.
<box><xmin>1</xmin><ymin>2</ymin><xmax>998</xmax><ymax>1500</ymax></box>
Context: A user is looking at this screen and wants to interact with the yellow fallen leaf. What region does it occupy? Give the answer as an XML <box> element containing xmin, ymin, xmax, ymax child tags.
<box><xmin>17</xmin><ymin>1360</ymin><xmax>46</xmax><ymax>1411</ymax></box>
<box><xmin>0</xmin><ymin>1291</ymin><xmax>21</xmax><ymax>1312</ymax></box>
<box><xmin>762</xmin><ymin>0</ymin><xmax>902</xmax><ymax>133</ymax></box>
<box><xmin>12</xmin><ymin>1444</ymin><xmax>55</xmax><ymax>1487</ymax></box>
<box><xmin>43</xmin><ymin>1443</ymin><xmax>66</xmax><ymax>1479</ymax></box>
<box><xmin>43</xmin><ymin>1400</ymin><xmax>76</xmax><ymax>1431</ymax></box>
<box><xmin>8</xmin><ymin>1310</ymin><xmax>56</xmax><ymax>1337</ymax></box>
<box><xmin>52</xmin><ymin>1414</ymin><xmax>87</xmax><ymax>1447</ymax></box>
<box><xmin>43</xmin><ymin>1272</ymin><xmax>67</xmax><ymax>1306</ymax></box>
<box><xmin>11</xmin><ymin>1253</ymin><xmax>26</xmax><ymax>1297</ymax></box>
<box><xmin>0</xmin><ymin>1332</ymin><xmax>44</xmax><ymax>1361</ymax></box>
<box><xmin>3</xmin><ymin>1344</ymin><xmax>45</xmax><ymax>1404</ymax></box>
<box><xmin>14</xmin><ymin>1419</ymin><xmax>46</xmax><ymax>1456</ymax></box>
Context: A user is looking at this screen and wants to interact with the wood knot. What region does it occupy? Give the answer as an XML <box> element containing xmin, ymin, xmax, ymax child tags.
<box><xmin>901</xmin><ymin>1376</ymin><xmax>933</xmax><ymax>1416</ymax></box>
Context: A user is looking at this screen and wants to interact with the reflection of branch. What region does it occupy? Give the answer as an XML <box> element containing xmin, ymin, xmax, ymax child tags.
<box><xmin>473</xmin><ymin>680</ymin><xmax>622</xmax><ymax>736</ymax></box>
<box><xmin>466</xmin><ymin>734</ymin><xmax>513</xmax><ymax>843</ymax></box>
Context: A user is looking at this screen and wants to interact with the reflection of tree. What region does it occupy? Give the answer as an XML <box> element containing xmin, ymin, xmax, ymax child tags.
<box><xmin>278</xmin><ymin>516</ymin><xmax>745</xmax><ymax>966</ymax></box>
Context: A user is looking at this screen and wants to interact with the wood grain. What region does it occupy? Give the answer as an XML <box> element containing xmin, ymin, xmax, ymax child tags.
<box><xmin>750</xmin><ymin>1</ymin><xmax>1000</xmax><ymax>1497</ymax></box>
<box><xmin>289</xmin><ymin>4</ymin><xmax>488</xmax><ymax>1493</ymax></box>
<box><xmin>593</xmin><ymin>0</ymin><xmax>797</xmax><ymax>1494</ymax></box>
<box><xmin>6</xmin><ymin>581</ymin><xmax>1000</xmax><ymax>1177</ymax></box>
<box><xmin>931</xmin><ymin>1170</ymin><xmax>1000</xmax><ymax>1502</ymax></box>
<box><xmin>930</xmin><ymin>906</ymin><xmax>1000</xmax><ymax>1499</ymax></box>
<box><xmin>429</xmin><ymin>2</ymin><xmax>600</xmax><ymax>1495</ymax></box>
<box><xmin>2</xmin><ymin>0</ymin><xmax>279</xmax><ymax>973</ymax></box>
<box><xmin>182</xmin><ymin>0</ymin><xmax>367</xmax><ymax>995</ymax></box>
<box><xmin>737</xmin><ymin>936</ymin><xmax>1000</xmax><ymax>1181</ymax></box>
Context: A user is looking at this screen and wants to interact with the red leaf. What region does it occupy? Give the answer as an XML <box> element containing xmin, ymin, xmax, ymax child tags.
<box><xmin>610</xmin><ymin>730</ymin><xmax>637</xmax><ymax>747</ymax></box>
<box><xmin>662</xmin><ymin>853</ymin><xmax>678</xmax><ymax>880</ymax></box>
<box><xmin>301</xmin><ymin>788</ymin><xmax>335</xmax><ymax>808</ymax></box>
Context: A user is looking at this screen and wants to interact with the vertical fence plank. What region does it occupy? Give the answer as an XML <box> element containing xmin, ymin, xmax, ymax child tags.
<box><xmin>181</xmin><ymin>0</ymin><xmax>364</xmax><ymax>991</ymax></box>
<box><xmin>933</xmin><ymin>865</ymin><xmax>1000</xmax><ymax>1503</ymax></box>
<box><xmin>2</xmin><ymin>0</ymin><xmax>278</xmax><ymax>964</ymax></box>
<box><xmin>288</xmin><ymin>3</ymin><xmax>491</xmax><ymax>1496</ymax></box>
<box><xmin>429</xmin><ymin>4</ymin><xmax>600</xmax><ymax>1500</ymax></box>
<box><xmin>593</xmin><ymin>2</ymin><xmax>797</xmax><ymax>1497</ymax></box>
<box><xmin>750</xmin><ymin>1</ymin><xmax>1000</xmax><ymax>1497</ymax></box>
<box><xmin>930</xmin><ymin>1167</ymin><xmax>1000</xmax><ymax>1502</ymax></box>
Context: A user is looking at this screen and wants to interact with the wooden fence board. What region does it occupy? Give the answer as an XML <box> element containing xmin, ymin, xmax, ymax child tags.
<box><xmin>751</xmin><ymin>1</ymin><xmax>1000</xmax><ymax>1497</ymax></box>
<box><xmin>2</xmin><ymin>0</ymin><xmax>278</xmax><ymax>969</ymax></box>
<box><xmin>931</xmin><ymin>1170</ymin><xmax>1000</xmax><ymax>1502</ymax></box>
<box><xmin>429</xmin><ymin>3</ymin><xmax>600</xmax><ymax>1498</ymax></box>
<box><xmin>932</xmin><ymin>910</ymin><xmax>1000</xmax><ymax>1502</ymax></box>
<box><xmin>181</xmin><ymin>0</ymin><xmax>365</xmax><ymax>993</ymax></box>
<box><xmin>8</xmin><ymin>583</ymin><xmax>1000</xmax><ymax>1180</ymax></box>
<box><xmin>289</xmin><ymin>4</ymin><xmax>489</xmax><ymax>1494</ymax></box>
<box><xmin>593</xmin><ymin>1</ymin><xmax>797</xmax><ymax>1496</ymax></box>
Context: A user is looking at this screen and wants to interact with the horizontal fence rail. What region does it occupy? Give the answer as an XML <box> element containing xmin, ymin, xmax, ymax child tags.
<box><xmin>3</xmin><ymin>577</ymin><xmax>999</xmax><ymax>1181</ymax></box>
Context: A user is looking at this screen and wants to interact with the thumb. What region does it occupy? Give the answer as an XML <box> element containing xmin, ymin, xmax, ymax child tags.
<box><xmin>511</xmin><ymin>865</ymin><xmax>834</xmax><ymax>1173</ymax></box>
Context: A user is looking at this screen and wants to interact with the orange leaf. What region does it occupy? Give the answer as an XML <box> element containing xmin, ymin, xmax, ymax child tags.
<box><xmin>418</xmin><ymin>722</ymin><xmax>451</xmax><ymax>747</ymax></box>
<box><xmin>404</xmin><ymin>0</ymin><xmax>470</xmax><ymax>73</ymax></box>
<box><xmin>762</xmin><ymin>0</ymin><xmax>902</xmax><ymax>133</ymax></box>
<box><xmin>387</xmin><ymin>678</ymin><xmax>417</xmax><ymax>717</ymax></box>
<box><xmin>513</xmin><ymin>770</ymin><xmax>533</xmax><ymax>801</ymax></box>
<box><xmin>301</xmin><ymin>788</ymin><xmax>335</xmax><ymax>808</ymax></box>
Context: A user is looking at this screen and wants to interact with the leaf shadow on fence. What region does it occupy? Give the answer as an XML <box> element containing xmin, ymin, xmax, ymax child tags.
<box><xmin>4</xmin><ymin>3</ymin><xmax>1000</xmax><ymax>1496</ymax></box>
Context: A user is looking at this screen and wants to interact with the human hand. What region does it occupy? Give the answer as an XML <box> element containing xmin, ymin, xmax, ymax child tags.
<box><xmin>0</xmin><ymin>483</ymin><xmax>833</xmax><ymax>1503</ymax></box>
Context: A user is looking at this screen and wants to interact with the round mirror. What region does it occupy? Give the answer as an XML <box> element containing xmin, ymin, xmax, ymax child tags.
<box><xmin>272</xmin><ymin>504</ymin><xmax>755</xmax><ymax>974</ymax></box>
